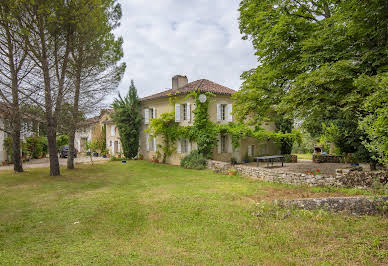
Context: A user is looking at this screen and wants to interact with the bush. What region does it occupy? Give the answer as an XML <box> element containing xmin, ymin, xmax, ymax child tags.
<box><xmin>180</xmin><ymin>150</ymin><xmax>207</xmax><ymax>170</ymax></box>
<box><xmin>26</xmin><ymin>136</ymin><xmax>47</xmax><ymax>159</ymax></box>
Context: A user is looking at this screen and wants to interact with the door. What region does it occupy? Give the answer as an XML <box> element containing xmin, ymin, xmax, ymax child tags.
<box><xmin>114</xmin><ymin>141</ymin><xmax>118</xmax><ymax>155</ymax></box>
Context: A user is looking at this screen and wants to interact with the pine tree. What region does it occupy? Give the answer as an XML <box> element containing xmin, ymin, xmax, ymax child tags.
<box><xmin>112</xmin><ymin>80</ymin><xmax>142</xmax><ymax>159</ymax></box>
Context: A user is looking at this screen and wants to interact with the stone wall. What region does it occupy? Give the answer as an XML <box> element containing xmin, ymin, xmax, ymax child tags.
<box><xmin>278</xmin><ymin>196</ymin><xmax>388</xmax><ymax>216</ymax></box>
<box><xmin>313</xmin><ymin>155</ymin><xmax>343</xmax><ymax>163</ymax></box>
<box><xmin>207</xmin><ymin>160</ymin><xmax>387</xmax><ymax>188</ymax></box>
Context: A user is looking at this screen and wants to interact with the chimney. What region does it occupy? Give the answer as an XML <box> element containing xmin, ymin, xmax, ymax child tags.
<box><xmin>172</xmin><ymin>75</ymin><xmax>188</xmax><ymax>90</ymax></box>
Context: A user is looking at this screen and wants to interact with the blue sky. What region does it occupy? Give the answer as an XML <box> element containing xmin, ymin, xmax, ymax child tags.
<box><xmin>112</xmin><ymin>0</ymin><xmax>257</xmax><ymax>101</ymax></box>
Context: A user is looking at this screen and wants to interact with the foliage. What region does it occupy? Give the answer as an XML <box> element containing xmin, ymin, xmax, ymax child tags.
<box><xmin>188</xmin><ymin>91</ymin><xmax>218</xmax><ymax>157</ymax></box>
<box><xmin>146</xmin><ymin>112</ymin><xmax>180</xmax><ymax>163</ymax></box>
<box><xmin>359</xmin><ymin>73</ymin><xmax>388</xmax><ymax>166</ymax></box>
<box><xmin>26</xmin><ymin>136</ymin><xmax>47</xmax><ymax>159</ymax></box>
<box><xmin>112</xmin><ymin>80</ymin><xmax>142</xmax><ymax>159</ymax></box>
<box><xmin>180</xmin><ymin>150</ymin><xmax>207</xmax><ymax>170</ymax></box>
<box><xmin>56</xmin><ymin>135</ymin><xmax>69</xmax><ymax>152</ymax></box>
<box><xmin>3</xmin><ymin>138</ymin><xmax>13</xmax><ymax>162</ymax></box>
<box><xmin>99</xmin><ymin>124</ymin><xmax>107</xmax><ymax>154</ymax></box>
<box><xmin>85</xmin><ymin>140</ymin><xmax>99</xmax><ymax>165</ymax></box>
<box><xmin>236</xmin><ymin>0</ymin><xmax>388</xmax><ymax>163</ymax></box>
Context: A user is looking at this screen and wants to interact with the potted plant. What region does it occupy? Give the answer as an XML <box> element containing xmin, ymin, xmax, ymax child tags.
<box><xmin>228</xmin><ymin>168</ymin><xmax>237</xmax><ymax>176</ymax></box>
<box><xmin>231</xmin><ymin>157</ymin><xmax>237</xmax><ymax>165</ymax></box>
<box><xmin>138</xmin><ymin>154</ymin><xmax>144</xmax><ymax>160</ymax></box>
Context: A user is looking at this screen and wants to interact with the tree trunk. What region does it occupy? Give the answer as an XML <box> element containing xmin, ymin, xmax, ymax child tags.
<box><xmin>370</xmin><ymin>160</ymin><xmax>377</xmax><ymax>171</ymax></box>
<box><xmin>67</xmin><ymin>130</ymin><xmax>75</xmax><ymax>169</ymax></box>
<box><xmin>12</xmin><ymin>121</ymin><xmax>23</xmax><ymax>172</ymax></box>
<box><xmin>47</xmin><ymin>127</ymin><xmax>60</xmax><ymax>176</ymax></box>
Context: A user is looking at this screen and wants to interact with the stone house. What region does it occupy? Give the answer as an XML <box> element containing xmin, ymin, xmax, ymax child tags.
<box><xmin>139</xmin><ymin>75</ymin><xmax>279</xmax><ymax>165</ymax></box>
<box><xmin>75</xmin><ymin>109</ymin><xmax>122</xmax><ymax>156</ymax></box>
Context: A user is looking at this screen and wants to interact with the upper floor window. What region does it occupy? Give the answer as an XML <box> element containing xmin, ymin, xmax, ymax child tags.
<box><xmin>111</xmin><ymin>125</ymin><xmax>115</xmax><ymax>136</ymax></box>
<box><xmin>144</xmin><ymin>107</ymin><xmax>156</xmax><ymax>125</ymax></box>
<box><xmin>175</xmin><ymin>103</ymin><xmax>190</xmax><ymax>122</ymax></box>
<box><xmin>217</xmin><ymin>104</ymin><xmax>233</xmax><ymax>122</ymax></box>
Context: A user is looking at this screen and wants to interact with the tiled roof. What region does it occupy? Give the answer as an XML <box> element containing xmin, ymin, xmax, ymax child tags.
<box><xmin>141</xmin><ymin>79</ymin><xmax>236</xmax><ymax>102</ymax></box>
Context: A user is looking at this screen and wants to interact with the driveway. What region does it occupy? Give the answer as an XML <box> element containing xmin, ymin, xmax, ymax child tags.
<box><xmin>0</xmin><ymin>156</ymin><xmax>109</xmax><ymax>171</ymax></box>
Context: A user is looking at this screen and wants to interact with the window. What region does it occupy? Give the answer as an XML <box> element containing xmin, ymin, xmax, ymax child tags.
<box><xmin>221</xmin><ymin>104</ymin><xmax>227</xmax><ymax>121</ymax></box>
<box><xmin>248</xmin><ymin>145</ymin><xmax>255</xmax><ymax>156</ymax></box>
<box><xmin>111</xmin><ymin>125</ymin><xmax>115</xmax><ymax>136</ymax></box>
<box><xmin>182</xmin><ymin>139</ymin><xmax>188</xmax><ymax>153</ymax></box>
<box><xmin>182</xmin><ymin>104</ymin><xmax>187</xmax><ymax>121</ymax></box>
<box><xmin>149</xmin><ymin>108</ymin><xmax>154</xmax><ymax>120</ymax></box>
<box><xmin>221</xmin><ymin>135</ymin><xmax>227</xmax><ymax>153</ymax></box>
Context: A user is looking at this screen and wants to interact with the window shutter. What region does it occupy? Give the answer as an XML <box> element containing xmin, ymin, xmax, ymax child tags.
<box><xmin>145</xmin><ymin>109</ymin><xmax>149</xmax><ymax>124</ymax></box>
<box><xmin>227</xmin><ymin>104</ymin><xmax>233</xmax><ymax>122</ymax></box>
<box><xmin>248</xmin><ymin>145</ymin><xmax>252</xmax><ymax>156</ymax></box>
<box><xmin>153</xmin><ymin>137</ymin><xmax>157</xmax><ymax>152</ymax></box>
<box><xmin>217</xmin><ymin>135</ymin><xmax>221</xmax><ymax>154</ymax></box>
<box><xmin>146</xmin><ymin>134</ymin><xmax>150</xmax><ymax>151</ymax></box>
<box><xmin>175</xmin><ymin>104</ymin><xmax>181</xmax><ymax>122</ymax></box>
<box><xmin>177</xmin><ymin>139</ymin><xmax>181</xmax><ymax>154</ymax></box>
<box><xmin>228</xmin><ymin>135</ymin><xmax>233</xmax><ymax>153</ymax></box>
<box><xmin>153</xmin><ymin>108</ymin><xmax>157</xmax><ymax>119</ymax></box>
<box><xmin>186</xmin><ymin>103</ymin><xmax>191</xmax><ymax>121</ymax></box>
<box><xmin>111</xmin><ymin>125</ymin><xmax>115</xmax><ymax>136</ymax></box>
<box><xmin>217</xmin><ymin>104</ymin><xmax>221</xmax><ymax>121</ymax></box>
<box><xmin>187</xmin><ymin>140</ymin><xmax>191</xmax><ymax>153</ymax></box>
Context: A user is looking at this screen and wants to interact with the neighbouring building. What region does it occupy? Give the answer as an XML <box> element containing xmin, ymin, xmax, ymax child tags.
<box><xmin>0</xmin><ymin>103</ymin><xmax>41</xmax><ymax>163</ymax></box>
<box><xmin>139</xmin><ymin>75</ymin><xmax>279</xmax><ymax>165</ymax></box>
<box><xmin>75</xmin><ymin>109</ymin><xmax>122</xmax><ymax>156</ymax></box>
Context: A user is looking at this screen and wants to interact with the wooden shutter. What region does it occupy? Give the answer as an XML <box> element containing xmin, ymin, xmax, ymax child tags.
<box><xmin>175</xmin><ymin>104</ymin><xmax>181</xmax><ymax>122</ymax></box>
<box><xmin>186</xmin><ymin>103</ymin><xmax>191</xmax><ymax>121</ymax></box>
<box><xmin>227</xmin><ymin>104</ymin><xmax>233</xmax><ymax>122</ymax></box>
<box><xmin>248</xmin><ymin>145</ymin><xmax>252</xmax><ymax>156</ymax></box>
<box><xmin>228</xmin><ymin>135</ymin><xmax>233</xmax><ymax>153</ymax></box>
<box><xmin>152</xmin><ymin>108</ymin><xmax>157</xmax><ymax>119</ymax></box>
<box><xmin>111</xmin><ymin>125</ymin><xmax>115</xmax><ymax>136</ymax></box>
<box><xmin>177</xmin><ymin>139</ymin><xmax>181</xmax><ymax>154</ymax></box>
<box><xmin>146</xmin><ymin>134</ymin><xmax>150</xmax><ymax>151</ymax></box>
<box><xmin>217</xmin><ymin>104</ymin><xmax>221</xmax><ymax>121</ymax></box>
<box><xmin>187</xmin><ymin>140</ymin><xmax>191</xmax><ymax>153</ymax></box>
<box><xmin>153</xmin><ymin>137</ymin><xmax>157</xmax><ymax>152</ymax></box>
<box><xmin>144</xmin><ymin>109</ymin><xmax>149</xmax><ymax>124</ymax></box>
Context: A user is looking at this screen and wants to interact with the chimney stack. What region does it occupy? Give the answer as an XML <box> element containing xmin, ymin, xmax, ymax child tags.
<box><xmin>172</xmin><ymin>75</ymin><xmax>188</xmax><ymax>90</ymax></box>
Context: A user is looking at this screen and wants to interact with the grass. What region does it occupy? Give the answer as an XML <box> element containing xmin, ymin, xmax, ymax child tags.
<box><xmin>296</xmin><ymin>153</ymin><xmax>313</xmax><ymax>160</ymax></box>
<box><xmin>0</xmin><ymin>161</ymin><xmax>387</xmax><ymax>265</ymax></box>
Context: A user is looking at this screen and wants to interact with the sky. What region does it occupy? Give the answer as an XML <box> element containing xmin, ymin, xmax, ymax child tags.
<box><xmin>111</xmin><ymin>0</ymin><xmax>257</xmax><ymax>102</ymax></box>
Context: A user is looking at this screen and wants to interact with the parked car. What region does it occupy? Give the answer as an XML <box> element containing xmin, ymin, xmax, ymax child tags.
<box><xmin>59</xmin><ymin>145</ymin><xmax>78</xmax><ymax>158</ymax></box>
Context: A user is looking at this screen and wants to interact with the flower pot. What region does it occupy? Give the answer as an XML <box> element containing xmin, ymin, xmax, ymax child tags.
<box><xmin>228</xmin><ymin>172</ymin><xmax>236</xmax><ymax>176</ymax></box>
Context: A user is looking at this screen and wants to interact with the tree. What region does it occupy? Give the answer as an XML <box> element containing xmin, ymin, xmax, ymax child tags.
<box><xmin>0</xmin><ymin>0</ymin><xmax>32</xmax><ymax>172</ymax></box>
<box><xmin>16</xmin><ymin>0</ymin><xmax>77</xmax><ymax>176</ymax></box>
<box><xmin>112</xmin><ymin>80</ymin><xmax>142</xmax><ymax>159</ymax></box>
<box><xmin>235</xmin><ymin>0</ymin><xmax>388</xmax><ymax>164</ymax></box>
<box><xmin>66</xmin><ymin>0</ymin><xmax>125</xmax><ymax>169</ymax></box>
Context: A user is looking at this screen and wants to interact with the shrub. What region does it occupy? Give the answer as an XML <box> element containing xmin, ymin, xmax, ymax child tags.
<box><xmin>180</xmin><ymin>150</ymin><xmax>207</xmax><ymax>170</ymax></box>
<box><xmin>26</xmin><ymin>136</ymin><xmax>47</xmax><ymax>159</ymax></box>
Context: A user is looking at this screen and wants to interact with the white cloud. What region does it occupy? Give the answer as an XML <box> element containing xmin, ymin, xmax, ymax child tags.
<box><xmin>110</xmin><ymin>0</ymin><xmax>257</xmax><ymax>102</ymax></box>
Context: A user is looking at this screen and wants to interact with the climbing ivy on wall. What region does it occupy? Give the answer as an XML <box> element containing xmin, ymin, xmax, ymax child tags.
<box><xmin>146</xmin><ymin>90</ymin><xmax>301</xmax><ymax>162</ymax></box>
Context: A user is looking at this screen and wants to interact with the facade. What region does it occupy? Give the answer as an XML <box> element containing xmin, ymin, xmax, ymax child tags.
<box><xmin>139</xmin><ymin>75</ymin><xmax>279</xmax><ymax>165</ymax></box>
<box><xmin>75</xmin><ymin>109</ymin><xmax>122</xmax><ymax>156</ymax></box>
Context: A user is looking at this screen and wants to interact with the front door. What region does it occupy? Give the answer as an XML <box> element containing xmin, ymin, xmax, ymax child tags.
<box><xmin>114</xmin><ymin>141</ymin><xmax>118</xmax><ymax>155</ymax></box>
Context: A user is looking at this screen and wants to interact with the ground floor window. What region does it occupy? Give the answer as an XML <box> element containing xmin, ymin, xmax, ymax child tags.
<box><xmin>221</xmin><ymin>135</ymin><xmax>227</xmax><ymax>153</ymax></box>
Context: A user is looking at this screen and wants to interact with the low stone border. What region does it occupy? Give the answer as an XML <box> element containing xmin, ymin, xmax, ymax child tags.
<box><xmin>207</xmin><ymin>160</ymin><xmax>388</xmax><ymax>188</ymax></box>
<box><xmin>277</xmin><ymin>196</ymin><xmax>388</xmax><ymax>216</ymax></box>
<box><xmin>313</xmin><ymin>154</ymin><xmax>343</xmax><ymax>163</ymax></box>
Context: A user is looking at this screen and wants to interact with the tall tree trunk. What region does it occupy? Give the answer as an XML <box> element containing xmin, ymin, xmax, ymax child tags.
<box><xmin>4</xmin><ymin>20</ymin><xmax>23</xmax><ymax>172</ymax></box>
<box><xmin>11</xmin><ymin>114</ymin><xmax>23</xmax><ymax>172</ymax></box>
<box><xmin>67</xmin><ymin>51</ymin><xmax>82</xmax><ymax>169</ymax></box>
<box><xmin>47</xmin><ymin>126</ymin><xmax>60</xmax><ymax>176</ymax></box>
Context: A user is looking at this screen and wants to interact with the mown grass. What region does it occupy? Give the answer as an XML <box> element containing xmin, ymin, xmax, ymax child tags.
<box><xmin>0</xmin><ymin>161</ymin><xmax>387</xmax><ymax>265</ymax></box>
<box><xmin>296</xmin><ymin>153</ymin><xmax>313</xmax><ymax>160</ymax></box>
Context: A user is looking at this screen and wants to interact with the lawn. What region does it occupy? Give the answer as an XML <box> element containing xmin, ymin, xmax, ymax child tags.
<box><xmin>0</xmin><ymin>161</ymin><xmax>387</xmax><ymax>265</ymax></box>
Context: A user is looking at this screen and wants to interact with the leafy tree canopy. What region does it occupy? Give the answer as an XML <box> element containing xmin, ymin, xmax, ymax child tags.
<box><xmin>235</xmin><ymin>0</ymin><xmax>388</xmax><ymax>164</ymax></box>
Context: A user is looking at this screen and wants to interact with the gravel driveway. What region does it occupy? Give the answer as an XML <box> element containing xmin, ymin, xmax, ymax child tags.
<box><xmin>0</xmin><ymin>156</ymin><xmax>109</xmax><ymax>171</ymax></box>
